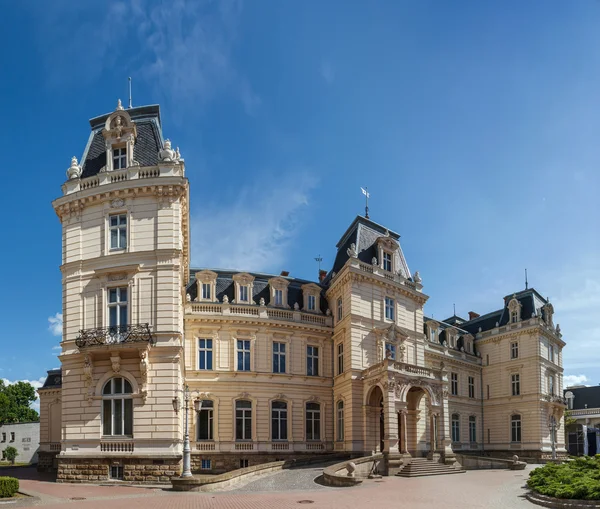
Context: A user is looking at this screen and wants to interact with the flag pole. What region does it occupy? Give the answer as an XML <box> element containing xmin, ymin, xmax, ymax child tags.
<box><xmin>365</xmin><ymin>187</ymin><xmax>369</xmax><ymax>219</ymax></box>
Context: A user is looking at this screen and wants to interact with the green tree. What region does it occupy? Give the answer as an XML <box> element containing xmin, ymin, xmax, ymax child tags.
<box><xmin>0</xmin><ymin>381</ymin><xmax>39</xmax><ymax>425</ymax></box>
<box><xmin>3</xmin><ymin>447</ymin><xmax>18</xmax><ymax>465</ymax></box>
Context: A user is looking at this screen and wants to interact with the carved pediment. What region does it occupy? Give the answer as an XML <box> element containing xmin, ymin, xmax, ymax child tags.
<box><xmin>233</xmin><ymin>272</ymin><xmax>255</xmax><ymax>284</ymax></box>
<box><xmin>268</xmin><ymin>277</ymin><xmax>289</xmax><ymax>289</ymax></box>
<box><xmin>195</xmin><ymin>270</ymin><xmax>218</xmax><ymax>283</ymax></box>
<box><xmin>102</xmin><ymin>100</ymin><xmax>137</xmax><ymax>142</ymax></box>
<box><xmin>374</xmin><ymin>323</ymin><xmax>409</xmax><ymax>342</ymax></box>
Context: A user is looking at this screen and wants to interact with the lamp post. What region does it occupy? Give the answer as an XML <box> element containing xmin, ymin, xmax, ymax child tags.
<box><xmin>548</xmin><ymin>415</ymin><xmax>557</xmax><ymax>461</ymax></box>
<box><xmin>181</xmin><ymin>385</ymin><xmax>192</xmax><ymax>477</ymax></box>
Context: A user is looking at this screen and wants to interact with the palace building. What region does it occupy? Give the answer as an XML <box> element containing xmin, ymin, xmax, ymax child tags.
<box><xmin>40</xmin><ymin>101</ymin><xmax>567</xmax><ymax>482</ymax></box>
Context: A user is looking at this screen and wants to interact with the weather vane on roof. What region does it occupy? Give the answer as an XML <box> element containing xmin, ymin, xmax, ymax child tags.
<box><xmin>314</xmin><ymin>255</ymin><xmax>323</xmax><ymax>272</ymax></box>
<box><xmin>361</xmin><ymin>187</ymin><xmax>370</xmax><ymax>219</ymax></box>
<box><xmin>128</xmin><ymin>77</ymin><xmax>133</xmax><ymax>109</ymax></box>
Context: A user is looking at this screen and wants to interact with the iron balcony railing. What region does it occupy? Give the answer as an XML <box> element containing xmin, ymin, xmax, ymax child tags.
<box><xmin>75</xmin><ymin>324</ymin><xmax>155</xmax><ymax>348</ymax></box>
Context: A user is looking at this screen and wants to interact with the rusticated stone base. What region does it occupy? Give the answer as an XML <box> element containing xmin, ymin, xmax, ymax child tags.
<box><xmin>467</xmin><ymin>450</ymin><xmax>568</xmax><ymax>463</ymax></box>
<box><xmin>190</xmin><ymin>452</ymin><xmax>336</xmax><ymax>474</ymax></box>
<box><xmin>57</xmin><ymin>457</ymin><xmax>181</xmax><ymax>484</ymax></box>
<box><xmin>38</xmin><ymin>451</ymin><xmax>59</xmax><ymax>472</ymax></box>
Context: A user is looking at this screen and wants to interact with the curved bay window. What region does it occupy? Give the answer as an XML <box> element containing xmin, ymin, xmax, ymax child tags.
<box><xmin>271</xmin><ymin>401</ymin><xmax>288</xmax><ymax>441</ymax></box>
<box><xmin>102</xmin><ymin>377</ymin><xmax>133</xmax><ymax>436</ymax></box>
<box><xmin>306</xmin><ymin>402</ymin><xmax>321</xmax><ymax>441</ymax></box>
<box><xmin>236</xmin><ymin>400</ymin><xmax>252</xmax><ymax>441</ymax></box>
<box><xmin>196</xmin><ymin>400</ymin><xmax>214</xmax><ymax>441</ymax></box>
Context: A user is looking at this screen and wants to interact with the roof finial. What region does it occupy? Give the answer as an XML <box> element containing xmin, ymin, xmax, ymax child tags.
<box><xmin>361</xmin><ymin>187</ymin><xmax>370</xmax><ymax>219</ymax></box>
<box><xmin>525</xmin><ymin>268</ymin><xmax>528</xmax><ymax>290</ymax></box>
<box><xmin>453</xmin><ymin>303</ymin><xmax>456</xmax><ymax>316</ymax></box>
<box><xmin>314</xmin><ymin>254</ymin><xmax>323</xmax><ymax>272</ymax></box>
<box><xmin>128</xmin><ymin>77</ymin><xmax>132</xmax><ymax>109</ymax></box>
<box><xmin>116</xmin><ymin>98</ymin><xmax>124</xmax><ymax>110</ymax></box>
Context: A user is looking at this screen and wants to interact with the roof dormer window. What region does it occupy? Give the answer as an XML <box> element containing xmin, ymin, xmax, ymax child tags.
<box><xmin>269</xmin><ymin>277</ymin><xmax>289</xmax><ymax>308</ymax></box>
<box><xmin>301</xmin><ymin>283</ymin><xmax>322</xmax><ymax>314</ymax></box>
<box><xmin>233</xmin><ymin>273</ymin><xmax>255</xmax><ymax>305</ymax></box>
<box><xmin>113</xmin><ymin>147</ymin><xmax>127</xmax><ymax>170</ymax></box>
<box><xmin>383</xmin><ymin>252</ymin><xmax>392</xmax><ymax>272</ymax></box>
<box><xmin>195</xmin><ymin>270</ymin><xmax>218</xmax><ymax>303</ymax></box>
<box><xmin>508</xmin><ymin>295</ymin><xmax>522</xmax><ymax>324</ymax></box>
<box><xmin>101</xmin><ymin>101</ymin><xmax>137</xmax><ymax>173</ymax></box>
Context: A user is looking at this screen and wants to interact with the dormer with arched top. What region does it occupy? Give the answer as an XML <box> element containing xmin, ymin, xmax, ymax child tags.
<box><xmin>232</xmin><ymin>273</ymin><xmax>255</xmax><ymax>304</ymax></box>
<box><xmin>508</xmin><ymin>295</ymin><xmax>522</xmax><ymax>324</ymax></box>
<box><xmin>301</xmin><ymin>283</ymin><xmax>322</xmax><ymax>313</ymax></box>
<box><xmin>375</xmin><ymin>232</ymin><xmax>400</xmax><ymax>273</ymax></box>
<box><xmin>101</xmin><ymin>100</ymin><xmax>138</xmax><ymax>172</ymax></box>
<box><xmin>268</xmin><ymin>277</ymin><xmax>290</xmax><ymax>308</ymax></box>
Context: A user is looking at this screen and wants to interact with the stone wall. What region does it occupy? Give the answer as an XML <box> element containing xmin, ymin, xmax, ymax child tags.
<box><xmin>57</xmin><ymin>457</ymin><xmax>181</xmax><ymax>483</ymax></box>
<box><xmin>37</xmin><ymin>451</ymin><xmax>59</xmax><ymax>472</ymax></box>
<box><xmin>190</xmin><ymin>452</ymin><xmax>334</xmax><ymax>474</ymax></box>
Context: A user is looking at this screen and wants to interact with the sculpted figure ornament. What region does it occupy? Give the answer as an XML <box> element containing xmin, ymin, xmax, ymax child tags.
<box><xmin>110</xmin><ymin>354</ymin><xmax>121</xmax><ymax>373</ymax></box>
<box><xmin>326</xmin><ymin>308</ymin><xmax>331</xmax><ymax>316</ymax></box>
<box><xmin>83</xmin><ymin>355</ymin><xmax>93</xmax><ymax>403</ymax></box>
<box><xmin>413</xmin><ymin>271</ymin><xmax>422</xmax><ymax>284</ymax></box>
<box><xmin>66</xmin><ymin>156</ymin><xmax>82</xmax><ymax>180</ymax></box>
<box><xmin>294</xmin><ymin>302</ymin><xmax>300</xmax><ymax>311</ymax></box>
<box><xmin>140</xmin><ymin>351</ymin><xmax>148</xmax><ymax>379</ymax></box>
<box><xmin>222</xmin><ymin>295</ymin><xmax>229</xmax><ymax>304</ymax></box>
<box><xmin>556</xmin><ymin>324</ymin><xmax>561</xmax><ymax>335</ymax></box>
<box><xmin>259</xmin><ymin>297</ymin><xmax>265</xmax><ymax>306</ymax></box>
<box><xmin>372</xmin><ymin>257</ymin><xmax>378</xmax><ymax>266</ymax></box>
<box><xmin>175</xmin><ymin>147</ymin><xmax>183</xmax><ymax>162</ymax></box>
<box><xmin>158</xmin><ymin>139</ymin><xmax>176</xmax><ymax>162</ymax></box>
<box><xmin>346</xmin><ymin>243</ymin><xmax>358</xmax><ymax>258</ymax></box>
<box><xmin>116</xmin><ymin>98</ymin><xmax>124</xmax><ymax>110</ymax></box>
<box><xmin>186</xmin><ymin>293</ymin><xmax>191</xmax><ymax>302</ymax></box>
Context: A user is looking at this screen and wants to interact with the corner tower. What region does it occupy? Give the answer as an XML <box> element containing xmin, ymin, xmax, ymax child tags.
<box><xmin>51</xmin><ymin>100</ymin><xmax>189</xmax><ymax>482</ymax></box>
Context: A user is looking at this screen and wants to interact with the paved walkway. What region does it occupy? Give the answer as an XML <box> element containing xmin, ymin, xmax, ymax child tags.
<box><xmin>1</xmin><ymin>465</ymin><xmax>537</xmax><ymax>508</ymax></box>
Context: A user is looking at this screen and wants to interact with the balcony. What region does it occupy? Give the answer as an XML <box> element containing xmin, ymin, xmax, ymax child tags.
<box><xmin>75</xmin><ymin>324</ymin><xmax>155</xmax><ymax>349</ymax></box>
<box><xmin>361</xmin><ymin>358</ymin><xmax>440</xmax><ymax>381</ymax></box>
<box><xmin>541</xmin><ymin>394</ymin><xmax>567</xmax><ymax>406</ymax></box>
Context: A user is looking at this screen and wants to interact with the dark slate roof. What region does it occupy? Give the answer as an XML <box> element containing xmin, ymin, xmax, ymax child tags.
<box><xmin>459</xmin><ymin>288</ymin><xmax>549</xmax><ymax>336</ymax></box>
<box><xmin>40</xmin><ymin>369</ymin><xmax>62</xmax><ymax>390</ymax></box>
<box><xmin>443</xmin><ymin>315</ymin><xmax>467</xmax><ymax>326</ymax></box>
<box><xmin>423</xmin><ymin>317</ymin><xmax>478</xmax><ymax>357</ymax></box>
<box><xmin>564</xmin><ymin>386</ymin><xmax>600</xmax><ymax>410</ymax></box>
<box><xmin>324</xmin><ymin>215</ymin><xmax>411</xmax><ymax>284</ymax></box>
<box><xmin>80</xmin><ymin>105</ymin><xmax>163</xmax><ymax>179</ymax></box>
<box><xmin>187</xmin><ymin>269</ymin><xmax>329</xmax><ymax>313</ymax></box>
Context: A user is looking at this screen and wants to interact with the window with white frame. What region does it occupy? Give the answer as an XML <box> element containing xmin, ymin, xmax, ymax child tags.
<box><xmin>108</xmin><ymin>287</ymin><xmax>128</xmax><ymax>340</ymax></box>
<box><xmin>337</xmin><ymin>298</ymin><xmax>343</xmax><ymax>322</ymax></box>
<box><xmin>385</xmin><ymin>342</ymin><xmax>396</xmax><ymax>360</ymax></box>
<box><xmin>308</xmin><ymin>294</ymin><xmax>316</xmax><ymax>311</ymax></box>
<box><xmin>201</xmin><ymin>459</ymin><xmax>211</xmax><ymax>470</ymax></box>
<box><xmin>235</xmin><ymin>400</ymin><xmax>252</xmax><ymax>441</ymax></box>
<box><xmin>273</xmin><ymin>342</ymin><xmax>286</xmax><ymax>374</ymax></box>
<box><xmin>510</xmin><ymin>341</ymin><xmax>519</xmax><ymax>359</ymax></box>
<box><xmin>307</xmin><ymin>346</ymin><xmax>319</xmax><ymax>376</ymax></box>
<box><xmin>275</xmin><ymin>289</ymin><xmax>283</xmax><ymax>306</ymax></box>
<box><xmin>430</xmin><ymin>327</ymin><xmax>436</xmax><ymax>343</ymax></box>
<box><xmin>511</xmin><ymin>373</ymin><xmax>520</xmax><ymax>396</ymax></box>
<box><xmin>383</xmin><ymin>251</ymin><xmax>392</xmax><ymax>272</ymax></box>
<box><xmin>109</xmin><ymin>214</ymin><xmax>127</xmax><ymax>250</ymax></box>
<box><xmin>102</xmin><ymin>377</ymin><xmax>133</xmax><ymax>436</ymax></box>
<box><xmin>385</xmin><ymin>297</ymin><xmax>395</xmax><ymax>321</ymax></box>
<box><xmin>511</xmin><ymin>414</ymin><xmax>522</xmax><ymax>442</ymax></box>
<box><xmin>468</xmin><ymin>376</ymin><xmax>475</xmax><ymax>398</ymax></box>
<box><xmin>549</xmin><ymin>344</ymin><xmax>554</xmax><ymax>363</ymax></box>
<box><xmin>201</xmin><ymin>283</ymin><xmax>211</xmax><ymax>300</ymax></box>
<box><xmin>469</xmin><ymin>416</ymin><xmax>477</xmax><ymax>443</ymax></box>
<box><xmin>113</xmin><ymin>146</ymin><xmax>127</xmax><ymax>170</ymax></box>
<box><xmin>197</xmin><ymin>400</ymin><xmax>214</xmax><ymax>440</ymax></box>
<box><xmin>239</xmin><ymin>285</ymin><xmax>249</xmax><ymax>303</ymax></box>
<box><xmin>511</xmin><ymin>311</ymin><xmax>518</xmax><ymax>323</ymax></box>
<box><xmin>198</xmin><ymin>339</ymin><xmax>213</xmax><ymax>370</ymax></box>
<box><xmin>237</xmin><ymin>340</ymin><xmax>251</xmax><ymax>371</ymax></box>
<box><xmin>548</xmin><ymin>375</ymin><xmax>555</xmax><ymax>395</ymax></box>
<box><xmin>451</xmin><ymin>373</ymin><xmax>459</xmax><ymax>396</ymax></box>
<box><xmin>306</xmin><ymin>402</ymin><xmax>321</xmax><ymax>441</ymax></box>
<box><xmin>337</xmin><ymin>401</ymin><xmax>344</xmax><ymax>441</ymax></box>
<box><xmin>337</xmin><ymin>343</ymin><xmax>344</xmax><ymax>375</ymax></box>
<box><xmin>451</xmin><ymin>414</ymin><xmax>460</xmax><ymax>442</ymax></box>
<box><xmin>271</xmin><ymin>401</ymin><xmax>288</xmax><ymax>441</ymax></box>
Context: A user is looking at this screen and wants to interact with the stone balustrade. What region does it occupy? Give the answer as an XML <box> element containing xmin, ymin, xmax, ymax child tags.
<box><xmin>193</xmin><ymin>441</ymin><xmax>332</xmax><ymax>453</ymax></box>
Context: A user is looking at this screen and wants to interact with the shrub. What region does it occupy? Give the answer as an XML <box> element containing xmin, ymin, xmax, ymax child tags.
<box><xmin>527</xmin><ymin>456</ymin><xmax>600</xmax><ymax>500</ymax></box>
<box><xmin>0</xmin><ymin>477</ymin><xmax>19</xmax><ymax>498</ymax></box>
<box><xmin>2</xmin><ymin>447</ymin><xmax>18</xmax><ymax>465</ymax></box>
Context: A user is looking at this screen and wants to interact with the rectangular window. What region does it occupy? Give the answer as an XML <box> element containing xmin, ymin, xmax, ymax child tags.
<box><xmin>511</xmin><ymin>311</ymin><xmax>518</xmax><ymax>323</ymax></box>
<box><xmin>430</xmin><ymin>328</ymin><xmax>436</xmax><ymax>342</ymax></box>
<box><xmin>197</xmin><ymin>400</ymin><xmax>214</xmax><ymax>440</ymax></box>
<box><xmin>468</xmin><ymin>376</ymin><xmax>475</xmax><ymax>399</ymax></box>
<box><xmin>337</xmin><ymin>343</ymin><xmax>344</xmax><ymax>375</ymax></box>
<box><xmin>273</xmin><ymin>342</ymin><xmax>286</xmax><ymax>374</ymax></box>
<box><xmin>202</xmin><ymin>283</ymin><xmax>211</xmax><ymax>300</ymax></box>
<box><xmin>275</xmin><ymin>289</ymin><xmax>283</xmax><ymax>306</ymax></box>
<box><xmin>511</xmin><ymin>415</ymin><xmax>522</xmax><ymax>443</ymax></box>
<box><xmin>385</xmin><ymin>343</ymin><xmax>396</xmax><ymax>360</ymax></box>
<box><xmin>511</xmin><ymin>342</ymin><xmax>519</xmax><ymax>359</ymax></box>
<box><xmin>469</xmin><ymin>416</ymin><xmax>477</xmax><ymax>443</ymax></box>
<box><xmin>487</xmin><ymin>428</ymin><xmax>490</xmax><ymax>444</ymax></box>
<box><xmin>9</xmin><ymin>433</ymin><xmax>15</xmax><ymax>442</ymax></box>
<box><xmin>1</xmin><ymin>433</ymin><xmax>5</xmax><ymax>442</ymax></box>
<box><xmin>451</xmin><ymin>373</ymin><xmax>458</xmax><ymax>396</ymax></box>
<box><xmin>383</xmin><ymin>252</ymin><xmax>392</xmax><ymax>272</ymax></box>
<box><xmin>451</xmin><ymin>415</ymin><xmax>460</xmax><ymax>443</ymax></box>
<box><xmin>271</xmin><ymin>401</ymin><xmax>288</xmax><ymax>441</ymax></box>
<box><xmin>239</xmin><ymin>285</ymin><xmax>249</xmax><ymax>302</ymax></box>
<box><xmin>511</xmin><ymin>373</ymin><xmax>520</xmax><ymax>396</ymax></box>
<box><xmin>239</xmin><ymin>459</ymin><xmax>249</xmax><ymax>469</ymax></box>
<box><xmin>306</xmin><ymin>403</ymin><xmax>321</xmax><ymax>441</ymax></box>
<box><xmin>235</xmin><ymin>401</ymin><xmax>252</xmax><ymax>441</ymax></box>
<box><xmin>110</xmin><ymin>465</ymin><xmax>124</xmax><ymax>480</ymax></box>
<box><xmin>548</xmin><ymin>376</ymin><xmax>555</xmax><ymax>395</ymax></box>
<box><xmin>337</xmin><ymin>298</ymin><xmax>343</xmax><ymax>322</ymax></box>
<box><xmin>487</xmin><ymin>385</ymin><xmax>490</xmax><ymax>400</ymax></box>
<box><xmin>198</xmin><ymin>339</ymin><xmax>213</xmax><ymax>370</ymax></box>
<box><xmin>201</xmin><ymin>459</ymin><xmax>211</xmax><ymax>470</ymax></box>
<box><xmin>549</xmin><ymin>344</ymin><xmax>554</xmax><ymax>363</ymax></box>
<box><xmin>385</xmin><ymin>297</ymin><xmax>395</xmax><ymax>321</ymax></box>
<box><xmin>486</xmin><ymin>354</ymin><xmax>489</xmax><ymax>366</ymax></box>
<box><xmin>308</xmin><ymin>294</ymin><xmax>316</xmax><ymax>311</ymax></box>
<box><xmin>113</xmin><ymin>147</ymin><xmax>127</xmax><ymax>170</ymax></box>
<box><xmin>109</xmin><ymin>214</ymin><xmax>127</xmax><ymax>250</ymax></box>
<box><xmin>307</xmin><ymin>346</ymin><xmax>319</xmax><ymax>376</ymax></box>
<box><xmin>237</xmin><ymin>340</ymin><xmax>251</xmax><ymax>371</ymax></box>
<box><xmin>108</xmin><ymin>287</ymin><xmax>128</xmax><ymax>340</ymax></box>
<box><xmin>337</xmin><ymin>401</ymin><xmax>344</xmax><ymax>441</ymax></box>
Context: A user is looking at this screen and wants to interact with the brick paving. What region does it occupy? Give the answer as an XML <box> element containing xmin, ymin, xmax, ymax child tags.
<box><xmin>4</xmin><ymin>466</ymin><xmax>537</xmax><ymax>508</ymax></box>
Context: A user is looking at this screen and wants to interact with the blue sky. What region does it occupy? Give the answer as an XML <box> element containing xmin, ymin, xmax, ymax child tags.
<box><xmin>1</xmin><ymin>0</ymin><xmax>599</xmax><ymax>404</ymax></box>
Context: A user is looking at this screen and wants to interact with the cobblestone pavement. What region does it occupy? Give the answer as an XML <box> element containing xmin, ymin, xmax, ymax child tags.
<box><xmin>5</xmin><ymin>465</ymin><xmax>537</xmax><ymax>508</ymax></box>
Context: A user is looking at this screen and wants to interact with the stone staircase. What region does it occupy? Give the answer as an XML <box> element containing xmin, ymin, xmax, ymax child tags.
<box><xmin>395</xmin><ymin>458</ymin><xmax>465</xmax><ymax>477</ymax></box>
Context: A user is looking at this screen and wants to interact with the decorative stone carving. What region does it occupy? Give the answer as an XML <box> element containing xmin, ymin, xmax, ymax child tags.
<box><xmin>66</xmin><ymin>156</ymin><xmax>82</xmax><ymax>180</ymax></box>
<box><xmin>186</xmin><ymin>293</ymin><xmax>191</xmax><ymax>302</ymax></box>
<box><xmin>175</xmin><ymin>147</ymin><xmax>183</xmax><ymax>162</ymax></box>
<box><xmin>158</xmin><ymin>139</ymin><xmax>176</xmax><ymax>162</ymax></box>
<box><xmin>294</xmin><ymin>302</ymin><xmax>299</xmax><ymax>311</ymax></box>
<box><xmin>372</xmin><ymin>257</ymin><xmax>378</xmax><ymax>266</ymax></box>
<box><xmin>139</xmin><ymin>351</ymin><xmax>148</xmax><ymax>401</ymax></box>
<box><xmin>542</xmin><ymin>301</ymin><xmax>554</xmax><ymax>328</ymax></box>
<box><xmin>111</xmin><ymin>198</ymin><xmax>125</xmax><ymax>209</ymax></box>
<box><xmin>556</xmin><ymin>324</ymin><xmax>561</xmax><ymax>335</ymax></box>
<box><xmin>347</xmin><ymin>243</ymin><xmax>358</xmax><ymax>258</ymax></box>
<box><xmin>495</xmin><ymin>322</ymin><xmax>499</xmax><ymax>327</ymax></box>
<box><xmin>110</xmin><ymin>354</ymin><xmax>121</xmax><ymax>373</ymax></box>
<box><xmin>238</xmin><ymin>392</ymin><xmax>250</xmax><ymax>399</ymax></box>
<box><xmin>331</xmin><ymin>272</ymin><xmax>336</xmax><ymax>279</ymax></box>
<box><xmin>274</xmin><ymin>393</ymin><xmax>286</xmax><ymax>400</ymax></box>
<box><xmin>508</xmin><ymin>295</ymin><xmax>523</xmax><ymax>323</ymax></box>
<box><xmin>83</xmin><ymin>355</ymin><xmax>93</xmax><ymax>404</ymax></box>
<box><xmin>326</xmin><ymin>308</ymin><xmax>331</xmax><ymax>316</ymax></box>
<box><xmin>308</xmin><ymin>395</ymin><xmax>320</xmax><ymax>402</ymax></box>
<box><xmin>116</xmin><ymin>98</ymin><xmax>124</xmax><ymax>110</ymax></box>
<box><xmin>222</xmin><ymin>295</ymin><xmax>229</xmax><ymax>304</ymax></box>
<box><xmin>413</xmin><ymin>271</ymin><xmax>422</xmax><ymax>284</ymax></box>
<box><xmin>478</xmin><ymin>327</ymin><xmax>482</xmax><ymax>333</ymax></box>
<box><xmin>259</xmin><ymin>298</ymin><xmax>265</xmax><ymax>306</ymax></box>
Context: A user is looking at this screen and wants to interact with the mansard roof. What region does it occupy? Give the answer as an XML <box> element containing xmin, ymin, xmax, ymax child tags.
<box><xmin>326</xmin><ymin>215</ymin><xmax>411</xmax><ymax>282</ymax></box>
<box><xmin>187</xmin><ymin>268</ymin><xmax>328</xmax><ymax>313</ymax></box>
<box><xmin>459</xmin><ymin>288</ymin><xmax>550</xmax><ymax>336</ymax></box>
<box><xmin>80</xmin><ymin>104</ymin><xmax>164</xmax><ymax>179</ymax></box>
<box><xmin>423</xmin><ymin>317</ymin><xmax>478</xmax><ymax>356</ymax></box>
<box><xmin>39</xmin><ymin>369</ymin><xmax>62</xmax><ymax>390</ymax></box>
<box><xmin>563</xmin><ymin>385</ymin><xmax>600</xmax><ymax>411</ymax></box>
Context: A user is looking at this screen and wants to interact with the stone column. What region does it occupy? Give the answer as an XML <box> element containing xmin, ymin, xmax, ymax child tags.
<box><xmin>440</xmin><ymin>390</ymin><xmax>456</xmax><ymax>465</ymax></box>
<box><xmin>400</xmin><ymin>409</ymin><xmax>409</xmax><ymax>454</ymax></box>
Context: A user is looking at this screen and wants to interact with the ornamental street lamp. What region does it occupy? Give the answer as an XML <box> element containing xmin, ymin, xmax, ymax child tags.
<box><xmin>181</xmin><ymin>385</ymin><xmax>192</xmax><ymax>477</ymax></box>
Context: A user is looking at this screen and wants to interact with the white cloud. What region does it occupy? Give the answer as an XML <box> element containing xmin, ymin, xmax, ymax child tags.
<box><xmin>1</xmin><ymin>377</ymin><xmax>47</xmax><ymax>412</ymax></box>
<box><xmin>321</xmin><ymin>60</ymin><xmax>335</xmax><ymax>85</ymax></box>
<box><xmin>564</xmin><ymin>374</ymin><xmax>589</xmax><ymax>387</ymax></box>
<box><xmin>48</xmin><ymin>313</ymin><xmax>63</xmax><ymax>337</ymax></box>
<box><xmin>191</xmin><ymin>171</ymin><xmax>317</xmax><ymax>272</ymax></box>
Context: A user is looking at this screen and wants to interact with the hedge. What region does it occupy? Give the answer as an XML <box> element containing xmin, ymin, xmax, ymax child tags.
<box><xmin>0</xmin><ymin>477</ymin><xmax>19</xmax><ymax>498</ymax></box>
<box><xmin>527</xmin><ymin>455</ymin><xmax>600</xmax><ymax>500</ymax></box>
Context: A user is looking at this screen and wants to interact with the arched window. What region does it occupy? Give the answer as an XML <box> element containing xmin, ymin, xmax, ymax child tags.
<box><xmin>451</xmin><ymin>414</ymin><xmax>460</xmax><ymax>443</ymax></box>
<box><xmin>196</xmin><ymin>400</ymin><xmax>214</xmax><ymax>440</ymax></box>
<box><xmin>102</xmin><ymin>377</ymin><xmax>133</xmax><ymax>436</ymax></box>
<box><xmin>511</xmin><ymin>414</ymin><xmax>522</xmax><ymax>443</ymax></box>
<box><xmin>271</xmin><ymin>401</ymin><xmax>288</xmax><ymax>441</ymax></box>
<box><xmin>235</xmin><ymin>400</ymin><xmax>252</xmax><ymax>441</ymax></box>
<box><xmin>337</xmin><ymin>401</ymin><xmax>344</xmax><ymax>441</ymax></box>
<box><xmin>306</xmin><ymin>402</ymin><xmax>321</xmax><ymax>441</ymax></box>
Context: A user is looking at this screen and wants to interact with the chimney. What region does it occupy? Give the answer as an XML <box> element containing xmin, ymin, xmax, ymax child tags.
<box><xmin>468</xmin><ymin>311</ymin><xmax>480</xmax><ymax>320</ymax></box>
<box><xmin>280</xmin><ymin>271</ymin><xmax>290</xmax><ymax>277</ymax></box>
<box><xmin>319</xmin><ymin>270</ymin><xmax>327</xmax><ymax>283</ymax></box>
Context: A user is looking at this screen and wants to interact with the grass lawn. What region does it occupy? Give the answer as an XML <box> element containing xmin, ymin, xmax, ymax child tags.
<box><xmin>0</xmin><ymin>462</ymin><xmax>30</xmax><ymax>468</ymax></box>
<box><xmin>528</xmin><ymin>455</ymin><xmax>600</xmax><ymax>500</ymax></box>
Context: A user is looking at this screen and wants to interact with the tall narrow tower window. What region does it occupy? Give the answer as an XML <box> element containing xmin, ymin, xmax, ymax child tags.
<box><xmin>113</xmin><ymin>147</ymin><xmax>127</xmax><ymax>170</ymax></box>
<box><xmin>109</xmin><ymin>214</ymin><xmax>127</xmax><ymax>250</ymax></box>
<box><xmin>108</xmin><ymin>287</ymin><xmax>128</xmax><ymax>340</ymax></box>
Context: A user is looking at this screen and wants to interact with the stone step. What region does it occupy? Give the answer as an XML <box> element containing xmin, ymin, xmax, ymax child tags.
<box><xmin>396</xmin><ymin>469</ymin><xmax>465</xmax><ymax>477</ymax></box>
<box><xmin>395</xmin><ymin>459</ymin><xmax>465</xmax><ymax>478</ymax></box>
